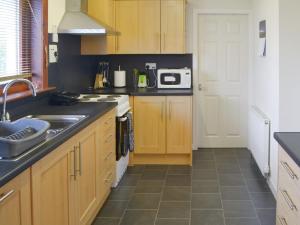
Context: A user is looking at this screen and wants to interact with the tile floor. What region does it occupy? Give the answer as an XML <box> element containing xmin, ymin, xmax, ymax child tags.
<box><xmin>92</xmin><ymin>148</ymin><xmax>276</xmax><ymax>225</ymax></box>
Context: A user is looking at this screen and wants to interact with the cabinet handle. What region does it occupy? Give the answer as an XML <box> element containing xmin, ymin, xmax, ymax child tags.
<box><xmin>281</xmin><ymin>161</ymin><xmax>298</xmax><ymax>180</ymax></box>
<box><xmin>280</xmin><ymin>189</ymin><xmax>297</xmax><ymax>211</ymax></box>
<box><xmin>105</xmin><ymin>152</ymin><xmax>113</xmax><ymax>161</ymax></box>
<box><xmin>105</xmin><ymin>117</ymin><xmax>113</xmax><ymax>125</ymax></box>
<box><xmin>105</xmin><ymin>135</ymin><xmax>113</xmax><ymax>143</ymax></box>
<box><xmin>78</xmin><ymin>143</ymin><xmax>82</xmax><ymax>176</ymax></box>
<box><xmin>105</xmin><ymin>172</ymin><xmax>113</xmax><ymax>183</ymax></box>
<box><xmin>0</xmin><ymin>190</ymin><xmax>14</xmax><ymax>203</ymax></box>
<box><xmin>71</xmin><ymin>146</ymin><xmax>77</xmax><ymax>180</ymax></box>
<box><xmin>278</xmin><ymin>216</ymin><xmax>288</xmax><ymax>225</ymax></box>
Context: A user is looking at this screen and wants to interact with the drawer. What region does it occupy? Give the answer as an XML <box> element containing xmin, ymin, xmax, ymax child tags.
<box><xmin>102</xmin><ymin>167</ymin><xmax>116</xmax><ymax>189</ymax></box>
<box><xmin>278</xmin><ymin>167</ymin><xmax>300</xmax><ymax>219</ymax></box>
<box><xmin>102</xmin><ymin>132</ymin><xmax>115</xmax><ymax>154</ymax></box>
<box><xmin>102</xmin><ymin>150</ymin><xmax>116</xmax><ymax>174</ymax></box>
<box><xmin>100</xmin><ymin>110</ymin><xmax>115</xmax><ymax>132</ymax></box>
<box><xmin>277</xmin><ymin>197</ymin><xmax>299</xmax><ymax>225</ymax></box>
<box><xmin>279</xmin><ymin>147</ymin><xmax>300</xmax><ymax>189</ymax></box>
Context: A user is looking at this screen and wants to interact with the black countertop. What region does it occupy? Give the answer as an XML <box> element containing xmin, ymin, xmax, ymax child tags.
<box><xmin>274</xmin><ymin>132</ymin><xmax>300</xmax><ymax>167</ymax></box>
<box><xmin>86</xmin><ymin>87</ymin><xmax>193</xmax><ymax>96</ymax></box>
<box><xmin>0</xmin><ymin>102</ymin><xmax>117</xmax><ymax>187</ymax></box>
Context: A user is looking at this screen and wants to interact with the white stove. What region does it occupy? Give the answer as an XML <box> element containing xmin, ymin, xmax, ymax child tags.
<box><xmin>78</xmin><ymin>94</ymin><xmax>130</xmax><ymax>117</ymax></box>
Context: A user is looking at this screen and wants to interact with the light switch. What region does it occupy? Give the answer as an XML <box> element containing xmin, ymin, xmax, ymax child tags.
<box><xmin>49</xmin><ymin>44</ymin><xmax>58</xmax><ymax>63</ymax></box>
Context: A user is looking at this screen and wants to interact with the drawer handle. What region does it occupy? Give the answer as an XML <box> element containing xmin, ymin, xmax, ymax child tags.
<box><xmin>105</xmin><ymin>172</ymin><xmax>113</xmax><ymax>183</ymax></box>
<box><xmin>280</xmin><ymin>189</ymin><xmax>297</xmax><ymax>211</ymax></box>
<box><xmin>281</xmin><ymin>161</ymin><xmax>298</xmax><ymax>180</ymax></box>
<box><xmin>105</xmin><ymin>117</ymin><xmax>113</xmax><ymax>125</ymax></box>
<box><xmin>0</xmin><ymin>190</ymin><xmax>15</xmax><ymax>203</ymax></box>
<box><xmin>278</xmin><ymin>216</ymin><xmax>288</xmax><ymax>225</ymax></box>
<box><xmin>105</xmin><ymin>152</ymin><xmax>113</xmax><ymax>161</ymax></box>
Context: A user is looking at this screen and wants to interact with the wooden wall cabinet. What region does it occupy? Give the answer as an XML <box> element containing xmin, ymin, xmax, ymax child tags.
<box><xmin>32</xmin><ymin>109</ymin><xmax>116</xmax><ymax>225</ymax></box>
<box><xmin>161</xmin><ymin>0</ymin><xmax>185</xmax><ymax>54</ymax></box>
<box><xmin>133</xmin><ymin>96</ymin><xmax>192</xmax><ymax>164</ymax></box>
<box><xmin>0</xmin><ymin>169</ymin><xmax>31</xmax><ymax>225</ymax></box>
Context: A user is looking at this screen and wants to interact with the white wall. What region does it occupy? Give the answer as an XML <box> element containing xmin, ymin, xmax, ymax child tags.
<box><xmin>48</xmin><ymin>0</ymin><xmax>65</xmax><ymax>33</ymax></box>
<box><xmin>279</xmin><ymin>0</ymin><xmax>300</xmax><ymax>131</ymax></box>
<box><xmin>251</xmin><ymin>0</ymin><xmax>279</xmax><ymax>194</ymax></box>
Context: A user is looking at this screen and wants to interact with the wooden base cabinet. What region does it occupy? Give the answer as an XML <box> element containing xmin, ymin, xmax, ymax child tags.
<box><xmin>133</xmin><ymin>96</ymin><xmax>192</xmax><ymax>165</ymax></box>
<box><xmin>0</xmin><ymin>169</ymin><xmax>31</xmax><ymax>225</ymax></box>
<box><xmin>32</xmin><ymin>109</ymin><xmax>116</xmax><ymax>225</ymax></box>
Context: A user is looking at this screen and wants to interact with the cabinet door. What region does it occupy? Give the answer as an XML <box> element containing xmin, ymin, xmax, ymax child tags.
<box><xmin>134</xmin><ymin>97</ymin><xmax>166</xmax><ymax>154</ymax></box>
<box><xmin>32</xmin><ymin>143</ymin><xmax>76</xmax><ymax>225</ymax></box>
<box><xmin>0</xmin><ymin>170</ymin><xmax>31</xmax><ymax>225</ymax></box>
<box><xmin>138</xmin><ymin>0</ymin><xmax>161</xmax><ymax>53</ymax></box>
<box><xmin>166</xmin><ymin>96</ymin><xmax>192</xmax><ymax>154</ymax></box>
<box><xmin>76</xmin><ymin>129</ymin><xmax>98</xmax><ymax>225</ymax></box>
<box><xmin>161</xmin><ymin>0</ymin><xmax>185</xmax><ymax>53</ymax></box>
<box><xmin>115</xmin><ymin>0</ymin><xmax>138</xmax><ymax>53</ymax></box>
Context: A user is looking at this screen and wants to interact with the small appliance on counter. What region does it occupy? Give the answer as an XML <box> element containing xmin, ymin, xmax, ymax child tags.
<box><xmin>94</xmin><ymin>62</ymin><xmax>110</xmax><ymax>89</ymax></box>
<box><xmin>137</xmin><ymin>71</ymin><xmax>148</xmax><ymax>88</ymax></box>
<box><xmin>157</xmin><ymin>68</ymin><xmax>192</xmax><ymax>89</ymax></box>
<box><xmin>114</xmin><ymin>65</ymin><xmax>126</xmax><ymax>87</ymax></box>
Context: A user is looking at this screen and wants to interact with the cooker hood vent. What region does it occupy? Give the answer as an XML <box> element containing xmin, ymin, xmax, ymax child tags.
<box><xmin>58</xmin><ymin>0</ymin><xmax>118</xmax><ymax>35</ymax></box>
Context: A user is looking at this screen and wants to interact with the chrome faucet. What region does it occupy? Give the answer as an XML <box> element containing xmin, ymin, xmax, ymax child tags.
<box><xmin>1</xmin><ymin>79</ymin><xmax>37</xmax><ymax>122</ymax></box>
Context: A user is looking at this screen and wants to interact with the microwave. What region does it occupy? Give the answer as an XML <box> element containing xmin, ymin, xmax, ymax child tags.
<box><xmin>157</xmin><ymin>68</ymin><xmax>191</xmax><ymax>89</ymax></box>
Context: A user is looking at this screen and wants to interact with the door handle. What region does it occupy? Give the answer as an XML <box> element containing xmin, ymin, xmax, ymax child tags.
<box><xmin>198</xmin><ymin>84</ymin><xmax>203</xmax><ymax>91</ymax></box>
<box><xmin>278</xmin><ymin>217</ymin><xmax>288</xmax><ymax>225</ymax></box>
<box><xmin>71</xmin><ymin>146</ymin><xmax>76</xmax><ymax>180</ymax></box>
<box><xmin>0</xmin><ymin>190</ymin><xmax>15</xmax><ymax>203</ymax></box>
<box><xmin>78</xmin><ymin>143</ymin><xmax>82</xmax><ymax>176</ymax></box>
<box><xmin>281</xmin><ymin>161</ymin><xmax>298</xmax><ymax>180</ymax></box>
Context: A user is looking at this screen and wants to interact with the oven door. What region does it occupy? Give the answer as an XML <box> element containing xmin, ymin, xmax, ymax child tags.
<box><xmin>116</xmin><ymin>115</ymin><xmax>129</xmax><ymax>161</ymax></box>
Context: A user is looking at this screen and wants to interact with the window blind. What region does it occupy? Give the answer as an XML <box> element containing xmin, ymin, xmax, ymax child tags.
<box><xmin>0</xmin><ymin>0</ymin><xmax>34</xmax><ymax>82</ymax></box>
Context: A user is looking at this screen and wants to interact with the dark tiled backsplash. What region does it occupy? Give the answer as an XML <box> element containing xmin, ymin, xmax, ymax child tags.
<box><xmin>48</xmin><ymin>34</ymin><xmax>193</xmax><ymax>92</ymax></box>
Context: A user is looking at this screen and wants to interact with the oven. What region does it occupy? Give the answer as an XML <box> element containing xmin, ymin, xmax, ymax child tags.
<box><xmin>157</xmin><ymin>68</ymin><xmax>192</xmax><ymax>89</ymax></box>
<box><xmin>116</xmin><ymin>115</ymin><xmax>129</xmax><ymax>161</ymax></box>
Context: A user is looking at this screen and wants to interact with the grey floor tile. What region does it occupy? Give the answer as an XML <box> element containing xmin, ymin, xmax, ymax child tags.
<box><xmin>191</xmin><ymin>210</ymin><xmax>225</xmax><ymax>225</ymax></box>
<box><xmin>257</xmin><ymin>209</ymin><xmax>276</xmax><ymax>225</ymax></box>
<box><xmin>98</xmin><ymin>201</ymin><xmax>128</xmax><ymax>218</ymax></box>
<box><xmin>119</xmin><ymin>174</ymin><xmax>141</xmax><ymax>186</ymax></box>
<box><xmin>238</xmin><ymin>159</ymin><xmax>259</xmax><ymax>169</ymax></box>
<box><xmin>92</xmin><ymin>218</ymin><xmax>120</xmax><ymax>225</ymax></box>
<box><xmin>215</xmin><ymin>156</ymin><xmax>238</xmax><ymax>163</ymax></box>
<box><xmin>193</xmin><ymin>152</ymin><xmax>214</xmax><ymax>160</ymax></box>
<box><xmin>241</xmin><ymin>167</ymin><xmax>264</xmax><ymax>179</ymax></box>
<box><xmin>144</xmin><ymin>165</ymin><xmax>169</xmax><ymax>172</ymax></box>
<box><xmin>246</xmin><ymin>179</ymin><xmax>271</xmax><ymax>193</ymax></box>
<box><xmin>251</xmin><ymin>192</ymin><xmax>276</xmax><ymax>209</ymax></box>
<box><xmin>193</xmin><ymin>160</ymin><xmax>216</xmax><ymax>170</ymax></box>
<box><xmin>162</xmin><ymin>186</ymin><xmax>191</xmax><ymax>201</ymax></box>
<box><xmin>220</xmin><ymin>186</ymin><xmax>250</xmax><ymax>200</ymax></box>
<box><xmin>141</xmin><ymin>170</ymin><xmax>167</xmax><ymax>180</ymax></box>
<box><xmin>168</xmin><ymin>165</ymin><xmax>191</xmax><ymax>175</ymax></box>
<box><xmin>219</xmin><ymin>174</ymin><xmax>245</xmax><ymax>186</ymax></box>
<box><xmin>109</xmin><ymin>187</ymin><xmax>135</xmax><ymax>200</ymax></box>
<box><xmin>120</xmin><ymin>210</ymin><xmax>157</xmax><ymax>225</ymax></box>
<box><xmin>135</xmin><ymin>180</ymin><xmax>164</xmax><ymax>194</ymax></box>
<box><xmin>128</xmin><ymin>193</ymin><xmax>161</xmax><ymax>209</ymax></box>
<box><xmin>214</xmin><ymin>148</ymin><xmax>237</xmax><ymax>155</ymax></box>
<box><xmin>127</xmin><ymin>166</ymin><xmax>145</xmax><ymax>174</ymax></box>
<box><xmin>166</xmin><ymin>175</ymin><xmax>191</xmax><ymax>186</ymax></box>
<box><xmin>223</xmin><ymin>200</ymin><xmax>256</xmax><ymax>218</ymax></box>
<box><xmin>192</xmin><ymin>169</ymin><xmax>217</xmax><ymax>180</ymax></box>
<box><xmin>191</xmin><ymin>193</ymin><xmax>222</xmax><ymax>209</ymax></box>
<box><xmin>155</xmin><ymin>219</ymin><xmax>190</xmax><ymax>225</ymax></box>
<box><xmin>158</xmin><ymin>201</ymin><xmax>191</xmax><ymax>219</ymax></box>
<box><xmin>192</xmin><ymin>180</ymin><xmax>219</xmax><ymax>193</ymax></box>
<box><xmin>196</xmin><ymin>148</ymin><xmax>214</xmax><ymax>152</ymax></box>
<box><xmin>225</xmin><ymin>218</ymin><xmax>260</xmax><ymax>225</ymax></box>
<box><xmin>217</xmin><ymin>163</ymin><xmax>241</xmax><ymax>174</ymax></box>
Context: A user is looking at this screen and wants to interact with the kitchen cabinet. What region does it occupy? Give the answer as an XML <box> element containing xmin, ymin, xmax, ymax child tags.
<box><xmin>81</xmin><ymin>0</ymin><xmax>116</xmax><ymax>55</ymax></box>
<box><xmin>115</xmin><ymin>0</ymin><xmax>139</xmax><ymax>53</ymax></box>
<box><xmin>134</xmin><ymin>96</ymin><xmax>166</xmax><ymax>154</ymax></box>
<box><xmin>138</xmin><ymin>0</ymin><xmax>161</xmax><ymax>53</ymax></box>
<box><xmin>133</xmin><ymin>96</ymin><xmax>192</xmax><ymax>164</ymax></box>
<box><xmin>32</xmin><ymin>109</ymin><xmax>116</xmax><ymax>225</ymax></box>
<box><xmin>161</xmin><ymin>0</ymin><xmax>185</xmax><ymax>53</ymax></box>
<box><xmin>0</xmin><ymin>169</ymin><xmax>31</xmax><ymax>225</ymax></box>
<box><xmin>166</xmin><ymin>96</ymin><xmax>192</xmax><ymax>154</ymax></box>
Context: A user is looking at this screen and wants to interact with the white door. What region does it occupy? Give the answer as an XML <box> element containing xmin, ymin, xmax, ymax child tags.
<box><xmin>196</xmin><ymin>14</ymin><xmax>249</xmax><ymax>148</ymax></box>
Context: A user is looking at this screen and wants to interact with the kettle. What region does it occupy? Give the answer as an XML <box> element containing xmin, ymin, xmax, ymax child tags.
<box><xmin>137</xmin><ymin>71</ymin><xmax>148</xmax><ymax>88</ymax></box>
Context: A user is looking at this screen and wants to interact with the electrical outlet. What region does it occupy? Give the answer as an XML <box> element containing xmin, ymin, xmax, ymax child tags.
<box><xmin>49</xmin><ymin>44</ymin><xmax>58</xmax><ymax>63</ymax></box>
<box><xmin>145</xmin><ymin>63</ymin><xmax>157</xmax><ymax>70</ymax></box>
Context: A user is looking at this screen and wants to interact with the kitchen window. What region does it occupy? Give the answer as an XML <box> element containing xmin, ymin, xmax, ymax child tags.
<box><xmin>0</xmin><ymin>0</ymin><xmax>48</xmax><ymax>95</ymax></box>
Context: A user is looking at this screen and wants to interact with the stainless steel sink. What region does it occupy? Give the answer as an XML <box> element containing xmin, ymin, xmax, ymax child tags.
<box><xmin>0</xmin><ymin>115</ymin><xmax>88</xmax><ymax>161</ymax></box>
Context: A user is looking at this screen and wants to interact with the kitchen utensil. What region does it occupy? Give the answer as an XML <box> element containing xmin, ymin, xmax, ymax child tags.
<box><xmin>138</xmin><ymin>71</ymin><xmax>148</xmax><ymax>88</ymax></box>
<box><xmin>114</xmin><ymin>65</ymin><xmax>126</xmax><ymax>87</ymax></box>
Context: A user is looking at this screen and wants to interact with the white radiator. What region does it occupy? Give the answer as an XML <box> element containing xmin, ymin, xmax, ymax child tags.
<box><xmin>249</xmin><ymin>106</ymin><xmax>271</xmax><ymax>177</ymax></box>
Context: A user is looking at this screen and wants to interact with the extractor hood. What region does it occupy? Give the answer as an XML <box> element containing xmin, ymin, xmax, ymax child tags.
<box><xmin>58</xmin><ymin>0</ymin><xmax>118</xmax><ymax>35</ymax></box>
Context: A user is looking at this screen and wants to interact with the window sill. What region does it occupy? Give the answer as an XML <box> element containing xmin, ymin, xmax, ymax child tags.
<box><xmin>0</xmin><ymin>87</ymin><xmax>56</xmax><ymax>104</ymax></box>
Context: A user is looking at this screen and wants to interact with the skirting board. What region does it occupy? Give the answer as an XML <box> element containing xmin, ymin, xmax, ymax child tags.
<box><xmin>129</xmin><ymin>153</ymin><xmax>192</xmax><ymax>166</ymax></box>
